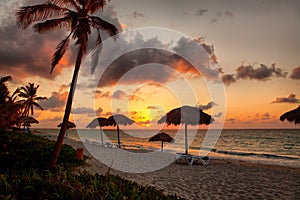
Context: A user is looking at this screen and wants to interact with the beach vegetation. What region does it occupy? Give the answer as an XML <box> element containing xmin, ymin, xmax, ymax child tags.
<box><xmin>0</xmin><ymin>130</ymin><xmax>184</xmax><ymax>199</ymax></box>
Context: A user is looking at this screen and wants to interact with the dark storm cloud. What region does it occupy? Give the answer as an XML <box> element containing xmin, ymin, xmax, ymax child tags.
<box><xmin>236</xmin><ymin>63</ymin><xmax>287</xmax><ymax>81</ymax></box>
<box><xmin>271</xmin><ymin>93</ymin><xmax>300</xmax><ymax>103</ymax></box>
<box><xmin>290</xmin><ymin>66</ymin><xmax>300</xmax><ymax>79</ymax></box>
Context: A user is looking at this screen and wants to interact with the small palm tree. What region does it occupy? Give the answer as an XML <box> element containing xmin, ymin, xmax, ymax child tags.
<box><xmin>0</xmin><ymin>76</ymin><xmax>22</xmax><ymax>129</ymax></box>
<box><xmin>16</xmin><ymin>0</ymin><xmax>119</xmax><ymax>167</ymax></box>
<box><xmin>17</xmin><ymin>82</ymin><xmax>47</xmax><ymax>117</ymax></box>
<box><xmin>0</xmin><ymin>76</ymin><xmax>12</xmax><ymax>104</ymax></box>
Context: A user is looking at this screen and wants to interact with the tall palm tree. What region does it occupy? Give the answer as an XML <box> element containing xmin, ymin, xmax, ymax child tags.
<box><xmin>17</xmin><ymin>82</ymin><xmax>47</xmax><ymax>117</ymax></box>
<box><xmin>16</xmin><ymin>0</ymin><xmax>119</xmax><ymax>167</ymax></box>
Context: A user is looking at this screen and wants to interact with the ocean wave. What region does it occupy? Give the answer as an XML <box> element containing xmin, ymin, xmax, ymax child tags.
<box><xmin>215</xmin><ymin>150</ymin><xmax>300</xmax><ymax>160</ymax></box>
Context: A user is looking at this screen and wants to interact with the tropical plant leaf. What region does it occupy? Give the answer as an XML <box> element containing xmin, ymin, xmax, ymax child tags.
<box><xmin>90</xmin><ymin>16</ymin><xmax>119</xmax><ymax>37</ymax></box>
<box><xmin>16</xmin><ymin>3</ymin><xmax>67</xmax><ymax>29</ymax></box>
<box><xmin>33</xmin><ymin>17</ymin><xmax>71</xmax><ymax>33</ymax></box>
<box><xmin>51</xmin><ymin>34</ymin><xmax>71</xmax><ymax>73</ymax></box>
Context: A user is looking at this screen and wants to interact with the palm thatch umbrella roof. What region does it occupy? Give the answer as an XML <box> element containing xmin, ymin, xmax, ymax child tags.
<box><xmin>158</xmin><ymin>105</ymin><xmax>213</xmax><ymax>154</ymax></box>
<box><xmin>149</xmin><ymin>132</ymin><xmax>174</xmax><ymax>151</ymax></box>
<box><xmin>107</xmin><ymin>114</ymin><xmax>135</xmax><ymax>126</ymax></box>
<box><xmin>57</xmin><ymin>121</ymin><xmax>76</xmax><ymax>129</ymax></box>
<box><xmin>86</xmin><ymin>117</ymin><xmax>109</xmax><ymax>128</ymax></box>
<box><xmin>19</xmin><ymin>116</ymin><xmax>39</xmax><ymax>125</ymax></box>
<box><xmin>280</xmin><ymin>105</ymin><xmax>300</xmax><ymax>125</ymax></box>
<box><xmin>86</xmin><ymin>117</ymin><xmax>110</xmax><ymax>145</ymax></box>
<box><xmin>158</xmin><ymin>105</ymin><xmax>213</xmax><ymax>125</ymax></box>
<box><xmin>107</xmin><ymin>114</ymin><xmax>135</xmax><ymax>147</ymax></box>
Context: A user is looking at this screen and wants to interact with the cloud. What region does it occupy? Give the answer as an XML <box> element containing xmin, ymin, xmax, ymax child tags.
<box><xmin>290</xmin><ymin>66</ymin><xmax>300</xmax><ymax>79</ymax></box>
<box><xmin>214</xmin><ymin>112</ymin><xmax>222</xmax><ymax>117</ymax></box>
<box><xmin>147</xmin><ymin>105</ymin><xmax>159</xmax><ymax>109</ymax></box>
<box><xmin>222</xmin><ymin>74</ymin><xmax>236</xmax><ymax>86</ymax></box>
<box><xmin>236</xmin><ymin>63</ymin><xmax>287</xmax><ymax>81</ymax></box>
<box><xmin>198</xmin><ymin>101</ymin><xmax>217</xmax><ymax>110</ymax></box>
<box><xmin>261</xmin><ymin>112</ymin><xmax>270</xmax><ymax>120</ymax></box>
<box><xmin>196</xmin><ymin>9</ymin><xmax>208</xmax><ymax>16</ymax></box>
<box><xmin>96</xmin><ymin>34</ymin><xmax>219</xmax><ymax>88</ymax></box>
<box><xmin>112</xmin><ymin>90</ymin><xmax>127</xmax><ymax>100</ymax></box>
<box><xmin>227</xmin><ymin>118</ymin><xmax>236</xmax><ymax>123</ymax></box>
<box><xmin>72</xmin><ymin>107</ymin><xmax>94</xmax><ymax>114</ymax></box>
<box><xmin>0</xmin><ymin>1</ymin><xmax>122</xmax><ymax>82</ymax></box>
<box><xmin>133</xmin><ymin>11</ymin><xmax>145</xmax><ymax>19</ymax></box>
<box><xmin>271</xmin><ymin>93</ymin><xmax>300</xmax><ymax>103</ymax></box>
<box><xmin>95</xmin><ymin>107</ymin><xmax>103</xmax><ymax>116</ymax></box>
<box><xmin>95</xmin><ymin>90</ymin><xmax>111</xmax><ymax>98</ymax></box>
<box><xmin>39</xmin><ymin>91</ymin><xmax>68</xmax><ymax>112</ymax></box>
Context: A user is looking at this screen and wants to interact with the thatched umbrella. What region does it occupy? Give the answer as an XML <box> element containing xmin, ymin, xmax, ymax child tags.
<box><xmin>19</xmin><ymin>116</ymin><xmax>39</xmax><ymax>133</ymax></box>
<box><xmin>280</xmin><ymin>105</ymin><xmax>300</xmax><ymax>125</ymax></box>
<box><xmin>158</xmin><ymin>105</ymin><xmax>213</xmax><ymax>154</ymax></box>
<box><xmin>107</xmin><ymin>114</ymin><xmax>135</xmax><ymax>147</ymax></box>
<box><xmin>86</xmin><ymin>117</ymin><xmax>109</xmax><ymax>145</ymax></box>
<box><xmin>58</xmin><ymin>121</ymin><xmax>76</xmax><ymax>138</ymax></box>
<box><xmin>149</xmin><ymin>132</ymin><xmax>174</xmax><ymax>151</ymax></box>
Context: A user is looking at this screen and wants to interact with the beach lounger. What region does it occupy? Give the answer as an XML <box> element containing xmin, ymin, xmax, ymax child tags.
<box><xmin>175</xmin><ymin>153</ymin><xmax>210</xmax><ymax>166</ymax></box>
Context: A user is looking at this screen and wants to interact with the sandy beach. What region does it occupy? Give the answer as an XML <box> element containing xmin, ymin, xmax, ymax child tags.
<box><xmin>52</xmin><ymin>136</ymin><xmax>300</xmax><ymax>200</ymax></box>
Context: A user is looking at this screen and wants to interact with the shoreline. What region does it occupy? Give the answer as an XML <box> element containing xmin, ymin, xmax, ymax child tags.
<box><xmin>36</xmin><ymin>132</ymin><xmax>300</xmax><ymax>199</ymax></box>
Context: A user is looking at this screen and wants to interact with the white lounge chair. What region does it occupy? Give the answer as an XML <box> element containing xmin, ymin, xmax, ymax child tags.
<box><xmin>175</xmin><ymin>153</ymin><xmax>210</xmax><ymax>166</ymax></box>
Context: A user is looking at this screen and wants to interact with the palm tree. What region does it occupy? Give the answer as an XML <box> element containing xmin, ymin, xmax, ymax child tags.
<box><xmin>0</xmin><ymin>76</ymin><xmax>22</xmax><ymax>129</ymax></box>
<box><xmin>0</xmin><ymin>76</ymin><xmax>12</xmax><ymax>104</ymax></box>
<box><xmin>16</xmin><ymin>0</ymin><xmax>119</xmax><ymax>167</ymax></box>
<box><xmin>17</xmin><ymin>82</ymin><xmax>47</xmax><ymax>117</ymax></box>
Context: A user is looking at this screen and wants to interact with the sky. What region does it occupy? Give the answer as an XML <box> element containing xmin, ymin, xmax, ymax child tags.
<box><xmin>0</xmin><ymin>0</ymin><xmax>299</xmax><ymax>129</ymax></box>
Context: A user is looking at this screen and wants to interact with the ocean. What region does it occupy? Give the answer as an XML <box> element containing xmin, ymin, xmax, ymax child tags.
<box><xmin>35</xmin><ymin>128</ymin><xmax>300</xmax><ymax>168</ymax></box>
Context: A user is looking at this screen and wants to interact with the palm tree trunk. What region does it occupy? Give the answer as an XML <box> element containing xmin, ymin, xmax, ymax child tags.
<box><xmin>185</xmin><ymin>123</ymin><xmax>188</xmax><ymax>154</ymax></box>
<box><xmin>117</xmin><ymin>125</ymin><xmax>120</xmax><ymax>147</ymax></box>
<box><xmin>49</xmin><ymin>48</ymin><xmax>83</xmax><ymax>168</ymax></box>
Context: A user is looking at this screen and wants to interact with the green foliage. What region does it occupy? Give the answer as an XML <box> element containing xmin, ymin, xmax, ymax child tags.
<box><xmin>0</xmin><ymin>131</ymin><xmax>184</xmax><ymax>200</ymax></box>
<box><xmin>0</xmin><ymin>130</ymin><xmax>83</xmax><ymax>172</ymax></box>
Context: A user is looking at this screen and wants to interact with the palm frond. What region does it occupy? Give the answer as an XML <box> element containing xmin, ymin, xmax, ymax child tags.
<box><xmin>50</xmin><ymin>34</ymin><xmax>71</xmax><ymax>73</ymax></box>
<box><xmin>16</xmin><ymin>3</ymin><xmax>67</xmax><ymax>29</ymax></box>
<box><xmin>87</xmin><ymin>0</ymin><xmax>108</xmax><ymax>14</ymax></box>
<box><xmin>34</xmin><ymin>96</ymin><xmax>47</xmax><ymax>101</ymax></box>
<box><xmin>33</xmin><ymin>17</ymin><xmax>71</xmax><ymax>33</ymax></box>
<box><xmin>91</xmin><ymin>30</ymin><xmax>102</xmax><ymax>73</ymax></box>
<box><xmin>90</xmin><ymin>16</ymin><xmax>119</xmax><ymax>37</ymax></box>
<box><xmin>0</xmin><ymin>76</ymin><xmax>12</xmax><ymax>84</ymax></box>
<box><xmin>33</xmin><ymin>102</ymin><xmax>44</xmax><ymax>111</ymax></box>
<box><xmin>48</xmin><ymin>0</ymin><xmax>81</xmax><ymax>12</ymax></box>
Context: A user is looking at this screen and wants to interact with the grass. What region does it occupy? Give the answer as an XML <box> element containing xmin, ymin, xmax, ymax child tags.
<box><xmin>0</xmin><ymin>130</ymin><xmax>184</xmax><ymax>199</ymax></box>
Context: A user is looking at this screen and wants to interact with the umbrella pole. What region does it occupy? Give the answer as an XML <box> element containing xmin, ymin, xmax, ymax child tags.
<box><xmin>117</xmin><ymin>125</ymin><xmax>120</xmax><ymax>147</ymax></box>
<box><xmin>100</xmin><ymin>126</ymin><xmax>104</xmax><ymax>145</ymax></box>
<box><xmin>161</xmin><ymin>141</ymin><xmax>163</xmax><ymax>151</ymax></box>
<box><xmin>185</xmin><ymin>123</ymin><xmax>188</xmax><ymax>154</ymax></box>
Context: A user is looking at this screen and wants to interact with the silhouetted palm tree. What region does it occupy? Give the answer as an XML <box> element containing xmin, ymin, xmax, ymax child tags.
<box><xmin>0</xmin><ymin>76</ymin><xmax>22</xmax><ymax>129</ymax></box>
<box><xmin>17</xmin><ymin>82</ymin><xmax>47</xmax><ymax>117</ymax></box>
<box><xmin>16</xmin><ymin>0</ymin><xmax>119</xmax><ymax>167</ymax></box>
<box><xmin>0</xmin><ymin>76</ymin><xmax>12</xmax><ymax>104</ymax></box>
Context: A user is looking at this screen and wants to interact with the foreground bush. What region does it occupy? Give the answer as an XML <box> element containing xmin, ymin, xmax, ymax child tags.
<box><xmin>0</xmin><ymin>130</ymin><xmax>83</xmax><ymax>172</ymax></box>
<box><xmin>0</xmin><ymin>131</ymin><xmax>184</xmax><ymax>199</ymax></box>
